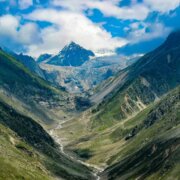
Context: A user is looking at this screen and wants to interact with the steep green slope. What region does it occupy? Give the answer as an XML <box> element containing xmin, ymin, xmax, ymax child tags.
<box><xmin>14</xmin><ymin>53</ymin><xmax>45</xmax><ymax>79</ymax></box>
<box><xmin>0</xmin><ymin>123</ymin><xmax>53</xmax><ymax>180</ymax></box>
<box><xmin>0</xmin><ymin>48</ymin><xmax>95</xmax><ymax>179</ymax></box>
<box><xmin>101</xmin><ymin>86</ymin><xmax>180</xmax><ymax>180</ymax></box>
<box><xmin>0</xmin><ymin>99</ymin><xmax>94</xmax><ymax>180</ymax></box>
<box><xmin>0</xmin><ymin>46</ymin><xmax>45</xmax><ymax>78</ymax></box>
<box><xmin>91</xmin><ymin>31</ymin><xmax>180</xmax><ymax>130</ymax></box>
<box><xmin>0</xmin><ymin>49</ymin><xmax>75</xmax><ymax>125</ymax></box>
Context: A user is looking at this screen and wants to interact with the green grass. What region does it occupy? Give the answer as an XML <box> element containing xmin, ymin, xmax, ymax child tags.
<box><xmin>0</xmin><ymin>50</ymin><xmax>58</xmax><ymax>92</ymax></box>
<box><xmin>0</xmin><ymin>99</ymin><xmax>94</xmax><ymax>180</ymax></box>
<box><xmin>110</xmin><ymin>105</ymin><xmax>153</xmax><ymax>142</ymax></box>
<box><xmin>73</xmin><ymin>148</ymin><xmax>93</xmax><ymax>160</ymax></box>
<box><xmin>0</xmin><ymin>124</ymin><xmax>53</xmax><ymax>180</ymax></box>
<box><xmin>58</xmin><ymin>86</ymin><xmax>180</xmax><ymax>172</ymax></box>
<box><xmin>0</xmin><ymin>49</ymin><xmax>74</xmax><ymax>125</ymax></box>
<box><xmin>101</xmin><ymin>86</ymin><xmax>180</xmax><ymax>179</ymax></box>
<box><xmin>90</xmin><ymin>36</ymin><xmax>180</xmax><ymax>131</ymax></box>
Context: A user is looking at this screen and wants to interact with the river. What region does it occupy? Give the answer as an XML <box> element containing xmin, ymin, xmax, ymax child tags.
<box><xmin>49</xmin><ymin>119</ymin><xmax>104</xmax><ymax>180</ymax></box>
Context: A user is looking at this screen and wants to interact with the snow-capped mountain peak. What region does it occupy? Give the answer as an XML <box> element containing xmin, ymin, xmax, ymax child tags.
<box><xmin>46</xmin><ymin>42</ymin><xmax>95</xmax><ymax>66</ymax></box>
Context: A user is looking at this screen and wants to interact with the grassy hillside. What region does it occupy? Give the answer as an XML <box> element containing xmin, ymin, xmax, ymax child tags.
<box><xmin>0</xmin><ymin>49</ymin><xmax>75</xmax><ymax>125</ymax></box>
<box><xmin>57</xmin><ymin>86</ymin><xmax>179</xmax><ymax>180</ymax></box>
<box><xmin>101</xmin><ymin>86</ymin><xmax>180</xmax><ymax>180</ymax></box>
<box><xmin>0</xmin><ymin>99</ymin><xmax>94</xmax><ymax>180</ymax></box>
<box><xmin>0</xmin><ymin>48</ymin><xmax>95</xmax><ymax>179</ymax></box>
<box><xmin>90</xmin><ymin>30</ymin><xmax>180</xmax><ymax>130</ymax></box>
<box><xmin>0</xmin><ymin>123</ymin><xmax>53</xmax><ymax>180</ymax></box>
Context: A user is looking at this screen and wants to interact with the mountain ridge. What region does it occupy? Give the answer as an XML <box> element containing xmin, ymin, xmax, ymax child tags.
<box><xmin>0</xmin><ymin>46</ymin><xmax>45</xmax><ymax>79</ymax></box>
<box><xmin>90</xmin><ymin>30</ymin><xmax>180</xmax><ymax>129</ymax></box>
<box><xmin>101</xmin><ymin>85</ymin><xmax>180</xmax><ymax>180</ymax></box>
<box><xmin>0</xmin><ymin>48</ymin><xmax>77</xmax><ymax>125</ymax></box>
<box><xmin>46</xmin><ymin>41</ymin><xmax>95</xmax><ymax>66</ymax></box>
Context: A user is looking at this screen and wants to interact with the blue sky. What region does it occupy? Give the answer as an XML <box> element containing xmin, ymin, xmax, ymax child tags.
<box><xmin>0</xmin><ymin>0</ymin><xmax>179</xmax><ymax>57</ymax></box>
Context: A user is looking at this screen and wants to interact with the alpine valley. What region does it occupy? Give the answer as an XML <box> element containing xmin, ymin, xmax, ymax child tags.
<box><xmin>0</xmin><ymin>28</ymin><xmax>180</xmax><ymax>180</ymax></box>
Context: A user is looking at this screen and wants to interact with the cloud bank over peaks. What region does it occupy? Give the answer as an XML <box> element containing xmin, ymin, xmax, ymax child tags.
<box><xmin>0</xmin><ymin>0</ymin><xmax>179</xmax><ymax>57</ymax></box>
<box><xmin>26</xmin><ymin>9</ymin><xmax>128</xmax><ymax>57</ymax></box>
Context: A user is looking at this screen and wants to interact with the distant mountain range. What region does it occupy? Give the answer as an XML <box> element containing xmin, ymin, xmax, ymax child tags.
<box><xmin>37</xmin><ymin>42</ymin><xmax>140</xmax><ymax>93</ymax></box>
<box><xmin>1</xmin><ymin>42</ymin><xmax>139</xmax><ymax>94</ymax></box>
<box><xmin>40</xmin><ymin>54</ymin><xmax>139</xmax><ymax>93</ymax></box>
<box><xmin>2</xmin><ymin>42</ymin><xmax>139</xmax><ymax>94</ymax></box>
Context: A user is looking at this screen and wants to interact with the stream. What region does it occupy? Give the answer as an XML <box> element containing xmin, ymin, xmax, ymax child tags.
<box><xmin>49</xmin><ymin>120</ymin><xmax>104</xmax><ymax>180</ymax></box>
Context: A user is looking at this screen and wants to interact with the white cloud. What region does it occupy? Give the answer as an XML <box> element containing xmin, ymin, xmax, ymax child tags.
<box><xmin>1</xmin><ymin>1</ymin><xmax>177</xmax><ymax>57</ymax></box>
<box><xmin>130</xmin><ymin>22</ymin><xmax>141</xmax><ymax>30</ymax></box>
<box><xmin>18</xmin><ymin>23</ymin><xmax>41</xmax><ymax>44</ymax></box>
<box><xmin>144</xmin><ymin>0</ymin><xmax>180</xmax><ymax>13</ymax></box>
<box><xmin>0</xmin><ymin>14</ymin><xmax>40</xmax><ymax>52</ymax></box>
<box><xmin>128</xmin><ymin>22</ymin><xmax>171</xmax><ymax>44</ymax></box>
<box><xmin>52</xmin><ymin>0</ymin><xmax>149</xmax><ymax>20</ymax></box>
<box><xmin>19</xmin><ymin>0</ymin><xmax>33</xmax><ymax>9</ymax></box>
<box><xmin>0</xmin><ymin>14</ymin><xmax>19</xmax><ymax>38</ymax></box>
<box><xmin>52</xmin><ymin>0</ymin><xmax>180</xmax><ymax>20</ymax></box>
<box><xmin>87</xmin><ymin>2</ymin><xmax>149</xmax><ymax>20</ymax></box>
<box><xmin>26</xmin><ymin>9</ymin><xmax>128</xmax><ymax>57</ymax></box>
